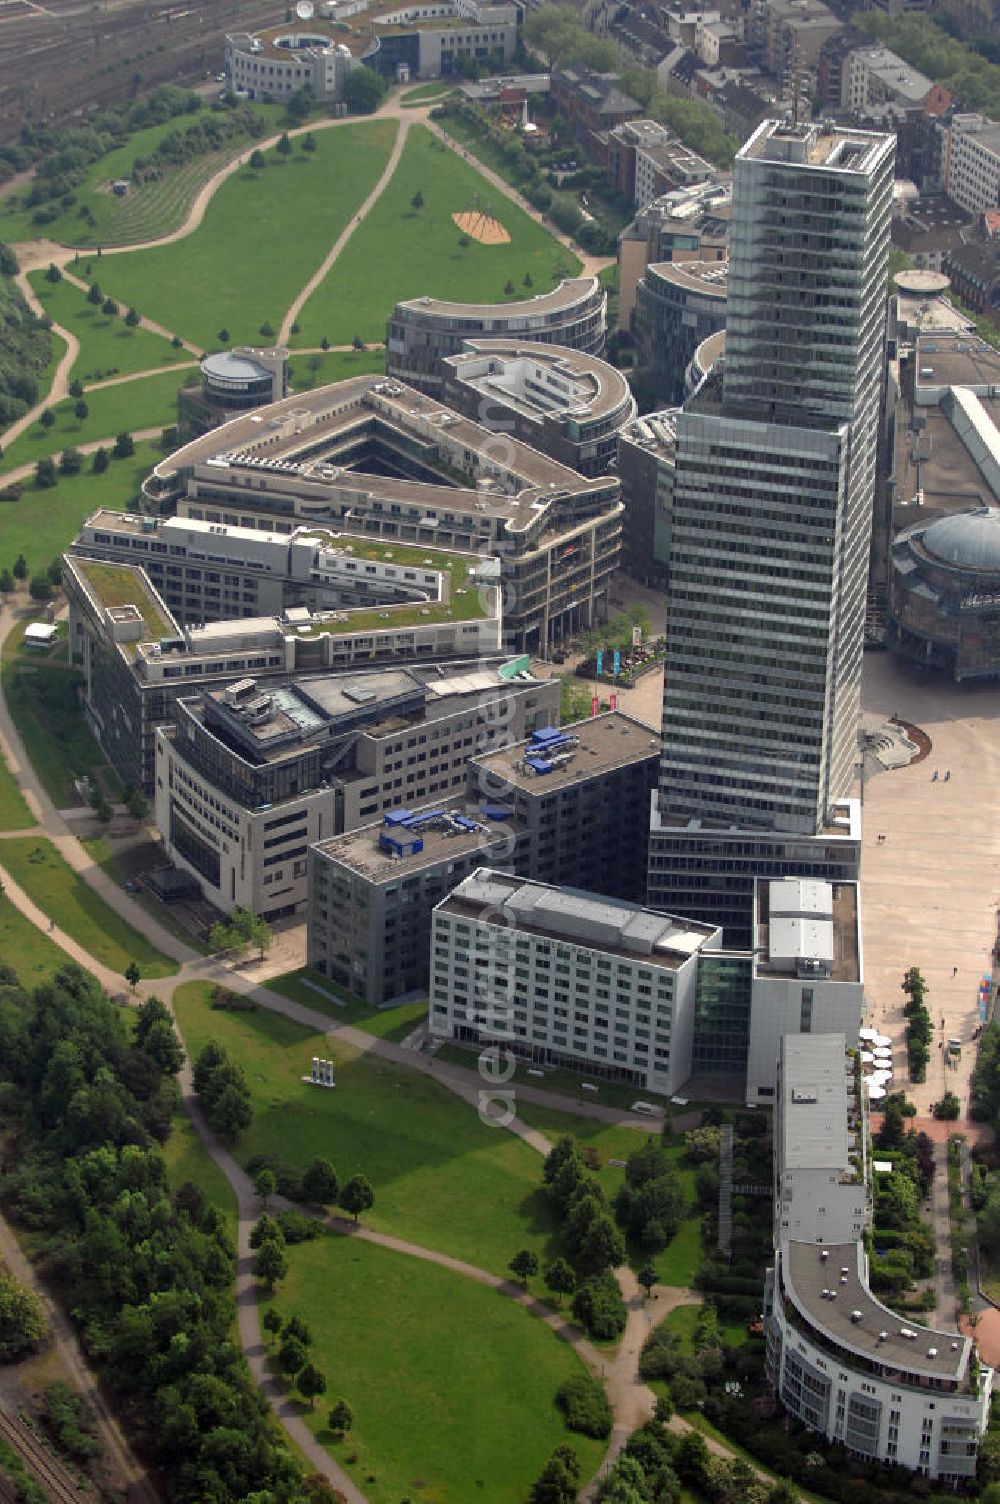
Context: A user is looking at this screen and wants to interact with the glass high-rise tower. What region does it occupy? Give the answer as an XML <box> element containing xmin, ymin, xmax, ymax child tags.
<box><xmin>648</xmin><ymin>120</ymin><xmax>895</xmax><ymax>945</ymax></box>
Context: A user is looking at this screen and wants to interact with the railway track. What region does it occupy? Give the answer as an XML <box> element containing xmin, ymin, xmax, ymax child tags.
<box><xmin>0</xmin><ymin>1408</ymin><xmax>88</xmax><ymax>1504</ymax></box>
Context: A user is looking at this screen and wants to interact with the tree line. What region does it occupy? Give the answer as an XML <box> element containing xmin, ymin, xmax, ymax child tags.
<box><xmin>0</xmin><ymin>964</ymin><xmax>318</xmax><ymax>1503</ymax></box>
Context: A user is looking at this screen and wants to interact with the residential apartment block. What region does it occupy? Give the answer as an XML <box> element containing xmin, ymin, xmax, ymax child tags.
<box><xmin>765</xmin><ymin>1033</ymin><xmax>992</xmax><ymax>1479</ymax></box>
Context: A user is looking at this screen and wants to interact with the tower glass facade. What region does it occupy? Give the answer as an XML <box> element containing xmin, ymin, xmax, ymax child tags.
<box><xmin>649</xmin><ymin>121</ymin><xmax>894</xmax><ymax>943</ymax></box>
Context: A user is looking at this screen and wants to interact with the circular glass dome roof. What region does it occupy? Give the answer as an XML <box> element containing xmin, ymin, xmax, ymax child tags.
<box><xmin>922</xmin><ymin>507</ymin><xmax>1000</xmax><ymax>572</ymax></box>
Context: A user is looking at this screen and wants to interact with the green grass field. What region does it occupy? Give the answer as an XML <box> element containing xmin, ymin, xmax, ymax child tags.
<box><xmin>0</xmin><ymin>892</ymin><xmax>75</xmax><ymax>987</ymax></box>
<box><xmin>82</xmin><ymin>833</ymin><xmax>207</xmax><ymax>955</ymax></box>
<box><xmin>28</xmin><ymin>272</ymin><xmax>195</xmax><ymax>380</ymax></box>
<box><xmin>0</xmin><ymin>371</ymin><xmax>182</xmax><ymax>480</ymax></box>
<box><xmin>293</xmin><ymin>124</ymin><xmax>581</xmax><ymax>347</ymax></box>
<box><xmin>0</xmin><ymin>837</ymin><xmax>178</xmax><ymax>979</ymax></box>
<box><xmin>0</xmin><ymin>438</ymin><xmax>157</xmax><ymax>581</ymax></box>
<box><xmin>265</xmin><ymin>967</ymin><xmax>426</xmax><ymax>1042</ymax></box>
<box><xmin>163</xmin><ymin>1103</ymin><xmax>238</xmax><ymax>1242</ymax></box>
<box><xmin>174</xmin><ymin>981</ymin><xmax>559</xmax><ymax>1276</ymax></box>
<box><xmin>261</xmin><ymin>1232</ymin><xmax>606</xmax><ymax>1504</ymax></box>
<box><xmin>94</xmin><ymin>122</ymin><xmax>399</xmax><ymax>351</ymax></box>
<box><xmin>2</xmin><ymin>652</ymin><xmax>118</xmax><ymax>807</ymax></box>
<box><xmin>399</xmin><ymin>81</ymin><xmax>456</xmax><ymax>103</ymax></box>
<box><xmin>658</xmin><ymin>1301</ymin><xmax>747</xmax><ymax>1353</ymax></box>
<box><xmin>285</xmin><ymin>347</ymin><xmax>385</xmax><ymax>391</ymax></box>
<box><xmin>0</xmin><ymin>103</ymin><xmax>291</xmax><ymax>247</ymax></box>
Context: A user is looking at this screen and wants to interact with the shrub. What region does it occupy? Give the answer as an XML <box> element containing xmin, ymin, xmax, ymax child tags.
<box><xmin>554</xmin><ymin>1374</ymin><xmax>612</xmax><ymax>1438</ymax></box>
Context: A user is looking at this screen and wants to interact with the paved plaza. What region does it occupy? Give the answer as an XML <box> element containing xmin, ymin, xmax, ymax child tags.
<box><xmin>859</xmin><ymin>651</ymin><xmax>1000</xmax><ymax>1117</ymax></box>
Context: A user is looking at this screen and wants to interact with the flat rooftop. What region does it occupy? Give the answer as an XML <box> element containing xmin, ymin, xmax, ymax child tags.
<box><xmin>444</xmin><ymin>338</ymin><xmax>634</xmax><ymax>423</ymax></box>
<box><xmin>68</xmin><ymin>556</ymin><xmax>178</xmax><ymax>644</ymax></box>
<box><xmin>755</xmin><ymin>878</ymin><xmax>861</xmax><ymax>983</ymax></box>
<box><xmin>915</xmin><ymin>333</ymin><xmax>1000</xmax><ymax>393</ymax></box>
<box><xmin>742</xmin><ymin>120</ymin><xmax>894</xmax><ymax>173</ymax></box>
<box><xmin>440</xmin><ymin>868</ymin><xmax>719</xmax><ymax>968</ymax></box>
<box><xmin>393</xmin><ymin>276</ymin><xmax>600</xmax><ymax>323</ymax></box>
<box><xmin>784</xmin><ymin>1240</ymin><xmax>970</xmax><ymax>1383</ymax></box>
<box><xmin>469</xmin><ymin>710</ymin><xmax>660</xmax><ymax>795</ymax></box>
<box><xmin>779</xmin><ymin>1032</ymin><xmax>852</xmax><ymax>1172</ymax></box>
<box><xmin>620</xmin><ymin>408</ymin><xmax>679</xmax><ymax>462</ymax></box>
<box><xmin>646</xmin><ymin>258</ymin><xmax>729</xmax><ymax>296</ymax></box>
<box><xmin>315</xmin><ymin>808</ymin><xmax>527</xmax><ymax>883</ymax></box>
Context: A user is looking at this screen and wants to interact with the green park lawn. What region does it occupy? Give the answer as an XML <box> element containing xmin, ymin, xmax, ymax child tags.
<box><xmin>28</xmin><ymin>272</ymin><xmax>195</xmax><ymax>380</ymax></box>
<box><xmin>94</xmin><ymin>121</ymin><xmax>399</xmax><ymax>351</ymax></box>
<box><xmin>163</xmin><ymin>1103</ymin><xmax>238</xmax><ymax>1242</ymax></box>
<box><xmin>0</xmin><ymin>893</ymin><xmax>73</xmax><ymax>986</ymax></box>
<box><xmin>0</xmin><ymin>837</ymin><xmax>178</xmax><ymax>979</ymax></box>
<box><xmin>399</xmin><ymin>80</ymin><xmax>457</xmax><ymax>103</ymax></box>
<box><xmin>293</xmin><ymin>124</ymin><xmax>581</xmax><ymax>347</ymax></box>
<box><xmin>658</xmin><ymin>1300</ymin><xmax>747</xmax><ymax>1353</ymax></box>
<box><xmin>0</xmin><ymin>438</ymin><xmax>157</xmax><ymax>582</ymax></box>
<box><xmin>2</xmin><ymin>645</ymin><xmax>119</xmax><ymax>808</ymax></box>
<box><xmin>0</xmin><ymin>372</ymin><xmax>183</xmax><ymax>480</ymax></box>
<box><xmin>266</xmin><ymin>966</ymin><xmax>426</xmax><ymax>1042</ymax></box>
<box><xmin>261</xmin><ymin>1232</ymin><xmax>606</xmax><ymax>1504</ymax></box>
<box><xmin>286</xmin><ymin>347</ymin><xmax>385</xmax><ymax>391</ymax></box>
<box><xmin>174</xmin><ymin>981</ymin><xmax>559</xmax><ymax>1276</ymax></box>
<box><xmin>0</xmin><ymin>103</ymin><xmax>292</xmax><ymax>248</ymax></box>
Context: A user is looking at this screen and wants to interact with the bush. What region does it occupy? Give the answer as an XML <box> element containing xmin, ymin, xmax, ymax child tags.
<box><xmin>571</xmin><ymin>1270</ymin><xmax>626</xmax><ymax>1341</ymax></box>
<box><xmin>276</xmin><ymin>1209</ymin><xmax>322</xmax><ymax>1244</ymax></box>
<box><xmin>41</xmin><ymin>1383</ymin><xmax>100</xmax><ymax>1464</ymax></box>
<box><xmin>554</xmin><ymin>1374</ymin><xmax>612</xmax><ymax>1438</ymax></box>
<box><xmin>0</xmin><ymin>1271</ymin><xmax>48</xmax><ymax>1360</ymax></box>
<box><xmin>932</xmin><ymin>1091</ymin><xmax>960</xmax><ymax>1120</ymax></box>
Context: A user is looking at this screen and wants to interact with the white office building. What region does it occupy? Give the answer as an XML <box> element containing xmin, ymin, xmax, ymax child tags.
<box><xmin>429</xmin><ymin>869</ymin><xmax>723</xmax><ymax>1093</ymax></box>
<box><xmin>649</xmin><ymin>120</ymin><xmax>895</xmax><ymax>944</ymax></box>
<box><xmin>745</xmin><ymin>878</ymin><xmax>864</xmax><ymax>1105</ymax></box>
<box><xmin>943</xmin><ymin>114</ymin><xmax>1000</xmax><ymax>217</ymax></box>
<box><xmin>765</xmin><ymin>1033</ymin><xmax>992</xmax><ymax>1479</ymax></box>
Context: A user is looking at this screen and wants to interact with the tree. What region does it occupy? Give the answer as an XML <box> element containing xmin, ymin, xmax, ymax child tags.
<box><xmin>0</xmin><ymin>570</ymin><xmax>14</xmax><ymax>594</ymax></box>
<box><xmin>255</xmin><ymin>1167</ymin><xmax>278</xmax><ymax>1208</ymax></box>
<box><xmin>351</xmin><ymin>335</ymin><xmax>364</xmax><ymax>350</ymax></box>
<box><xmin>298</xmin><ymin>1362</ymin><xmax>326</xmax><ymax>1408</ymax></box>
<box><xmin>87</xmin><ymin>282</ymin><xmax>101</xmax><ymax>305</ymax></box>
<box><xmin>328</xmin><ymin>1399</ymin><xmax>353</xmax><ymax>1437</ymax></box>
<box><xmin>320</xmin><ymin>335</ymin><xmax>330</xmax><ymax>351</ymax></box>
<box><xmin>59</xmin><ymin>447</ymin><xmax>82</xmax><ymax>474</ymax></box>
<box><xmin>683</xmin><ymin>1126</ymin><xmax>722</xmax><ymax>1163</ymax></box>
<box><xmin>339</xmin><ymin>1174</ymin><xmax>374</xmax><ymax>1223</ymax></box>
<box><xmin>46</xmin><ymin>557</ymin><xmax>62</xmax><ymax>587</ymax></box>
<box><xmin>34</xmin><ymin>458</ymin><xmax>57</xmax><ymax>490</ymax></box>
<box><xmin>276</xmin><ymin>132</ymin><xmax>292</xmax><ymax>157</ymax></box>
<box><xmin>249</xmin><ymin>148</ymin><xmax>266</xmax><ymax>171</ymax></box>
<box><xmin>411</xmin><ymin>189</ymin><xmax>424</xmax><ymax>211</ymax></box>
<box><xmin>262</xmin><ymin>1307</ymin><xmax>283</xmax><ymax>1342</ymax></box>
<box><xmin>113</xmin><ymin>431</ymin><xmax>134</xmax><ymax>458</ymax></box>
<box><xmin>39</xmin><ymin>407</ymin><xmax>55</xmax><ymax>429</ymax></box>
<box><xmin>125</xmin><ymin>307</ymin><xmax>140</xmax><ymax>327</ymax></box>
<box><xmin>0</xmin><ymin>1271</ymin><xmax>49</xmax><ymax>1360</ymax></box>
<box><xmin>126</xmin><ymin>785</ymin><xmax>148</xmax><ymax>821</ymax></box>
<box><xmin>249</xmin><ymin>1214</ymin><xmax>283</xmax><ymax>1250</ymax></box>
<box><xmin>124</xmin><ymin>961</ymin><xmax>141</xmax><ymax>991</ymax></box>
<box><xmin>13</xmin><ymin>554</ymin><xmax>27</xmax><ymax>581</ymax></box>
<box><xmin>102</xmin><ymin>296</ymin><xmax>118</xmax><ymax>318</ymax></box>
<box><xmin>259</xmin><ymin>321</ymin><xmax>275</xmax><ymax>339</ymax></box>
<box><xmin>504</xmin><ymin>279</ymin><xmax>516</xmax><ymax>295</ymax></box>
<box><xmin>74</xmin><ymin>399</ymin><xmax>88</xmax><ymax>421</ymax></box>
<box><xmin>68</xmin><ymin>379</ymin><xmax>84</xmax><ymax>399</ymax></box>
<box><xmin>277</xmin><ymin>1333</ymin><xmax>306</xmax><ymax>1375</ymax></box>
<box><xmin>523</xmin><ymin>272</ymin><xmax>533</xmax><ymax>287</ymax></box>
<box><xmin>301</xmin><ymin>133</ymin><xmax>316</xmax><ymax>152</ymax></box>
<box><xmin>29</xmin><ymin>574</ymin><xmax>53</xmax><ymax>602</ymax></box>
<box><xmin>212</xmin><ymin>1080</ymin><xmax>253</xmax><ymax>1139</ymax></box>
<box><xmin>458</xmin><ymin>233</ymin><xmax>471</xmax><ymax>249</ymax></box>
<box><xmin>217</xmin><ymin>328</ymin><xmax>230</xmax><ymax>344</ymax></box>
<box><xmin>509</xmin><ymin>1248</ymin><xmax>539</xmax><ymax>1285</ymax></box>
<box><xmin>301</xmin><ymin>1157</ymin><xmax>338</xmax><ymax>1205</ymax></box>
<box><xmin>578</xmin><ymin>1213</ymin><xmax>625</xmax><ymax>1274</ymax></box>
<box><xmin>91</xmin><ymin>447</ymin><xmax>109</xmax><ymax>474</ymax></box>
<box><xmin>544</xmin><ymin>1257</ymin><xmax>576</xmax><ymax>1305</ymax></box>
<box><xmin>344</xmin><ymin>67</ymin><xmax>385</xmax><ymax>114</ymax></box>
<box><xmin>528</xmin><ymin>1444</ymin><xmax>581</xmax><ymax>1504</ymax></box>
<box><xmin>254</xmin><ymin>1239</ymin><xmax>288</xmax><ymax>1292</ymax></box>
<box><xmin>638</xmin><ymin>1263</ymin><xmax>657</xmax><ymax>1298</ymax></box>
<box><xmin>45</xmin><ymin>262</ymin><xmax>61</xmax><ymax>284</ymax></box>
<box><xmin>283</xmin><ymin>1314</ymin><xmax>311</xmax><ymax>1345</ymax></box>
